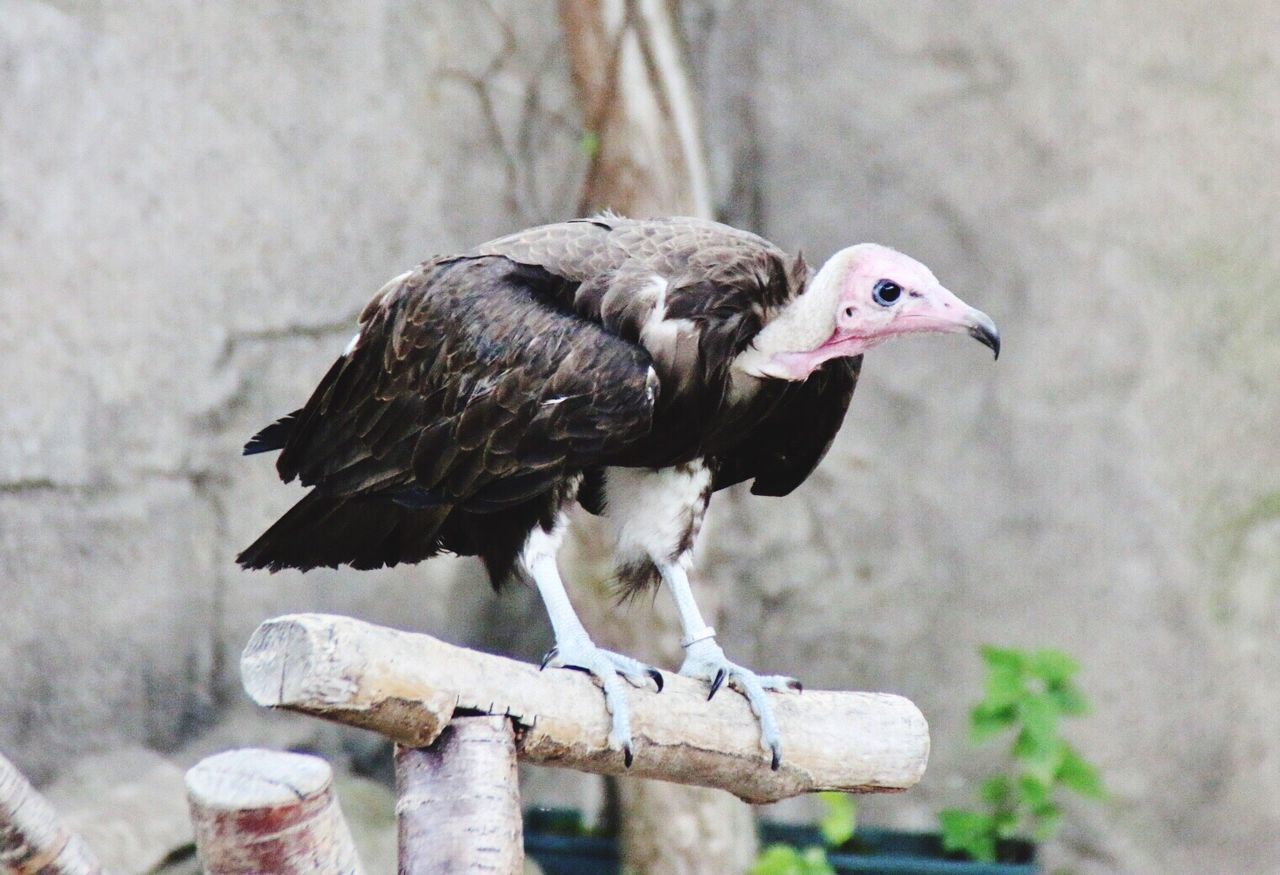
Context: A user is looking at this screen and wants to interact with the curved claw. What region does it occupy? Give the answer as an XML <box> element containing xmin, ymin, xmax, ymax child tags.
<box><xmin>647</xmin><ymin>668</ymin><xmax>664</xmax><ymax>693</ymax></box>
<box><xmin>539</xmin><ymin>647</ymin><xmax>557</xmax><ymax>671</ymax></box>
<box><xmin>542</xmin><ymin>640</ymin><xmax>663</xmax><ymax>764</ymax></box>
<box><xmin>708</xmin><ymin>668</ymin><xmax>727</xmax><ymax>700</ymax></box>
<box><xmin>680</xmin><ymin>640</ymin><xmax>796</xmax><ymax>770</ymax></box>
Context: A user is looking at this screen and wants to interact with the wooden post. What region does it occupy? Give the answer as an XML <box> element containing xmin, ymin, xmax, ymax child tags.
<box><xmin>242</xmin><ymin>613</ymin><xmax>930</xmax><ymax>804</ymax></box>
<box><xmin>396</xmin><ymin>716</ymin><xmax>523</xmax><ymax>875</ymax></box>
<box><xmin>185</xmin><ymin>748</ymin><xmax>365</xmax><ymax>875</ymax></box>
<box><xmin>0</xmin><ymin>751</ymin><xmax>105</xmax><ymax>875</ymax></box>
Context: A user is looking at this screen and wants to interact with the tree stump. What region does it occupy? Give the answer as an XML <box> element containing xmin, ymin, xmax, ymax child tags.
<box><xmin>185</xmin><ymin>748</ymin><xmax>364</xmax><ymax>875</ymax></box>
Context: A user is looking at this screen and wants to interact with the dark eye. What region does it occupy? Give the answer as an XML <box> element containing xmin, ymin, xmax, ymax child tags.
<box><xmin>873</xmin><ymin>279</ymin><xmax>902</xmax><ymax>306</ymax></box>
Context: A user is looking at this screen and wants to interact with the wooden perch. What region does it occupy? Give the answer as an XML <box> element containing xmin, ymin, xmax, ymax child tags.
<box><xmin>396</xmin><ymin>717</ymin><xmax>523</xmax><ymax>875</ymax></box>
<box><xmin>185</xmin><ymin>749</ymin><xmax>364</xmax><ymax>874</ymax></box>
<box><xmin>0</xmin><ymin>751</ymin><xmax>105</xmax><ymax>875</ymax></box>
<box><xmin>242</xmin><ymin>613</ymin><xmax>930</xmax><ymax>804</ymax></box>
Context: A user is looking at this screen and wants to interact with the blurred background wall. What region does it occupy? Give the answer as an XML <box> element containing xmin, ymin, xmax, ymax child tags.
<box><xmin>2</xmin><ymin>1</ymin><xmax>1277</xmax><ymax>872</ymax></box>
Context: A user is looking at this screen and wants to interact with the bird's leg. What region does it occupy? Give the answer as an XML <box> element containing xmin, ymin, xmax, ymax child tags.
<box><xmin>522</xmin><ymin>520</ymin><xmax>662</xmax><ymax>767</ymax></box>
<box><xmin>659</xmin><ymin>559</ymin><xmax>801</xmax><ymax>770</ymax></box>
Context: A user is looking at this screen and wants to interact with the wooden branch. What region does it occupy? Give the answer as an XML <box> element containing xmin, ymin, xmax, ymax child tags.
<box><xmin>185</xmin><ymin>749</ymin><xmax>364</xmax><ymax>874</ymax></box>
<box><xmin>0</xmin><ymin>751</ymin><xmax>105</xmax><ymax>875</ymax></box>
<box><xmin>559</xmin><ymin>0</ymin><xmax>712</xmax><ymax>217</ymax></box>
<box><xmin>241</xmin><ymin>613</ymin><xmax>930</xmax><ymax>804</ymax></box>
<box><xmin>396</xmin><ymin>717</ymin><xmax>523</xmax><ymax>874</ymax></box>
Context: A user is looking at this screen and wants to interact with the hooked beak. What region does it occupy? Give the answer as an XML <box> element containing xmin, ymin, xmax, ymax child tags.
<box><xmin>967</xmin><ymin>310</ymin><xmax>1001</xmax><ymax>360</ymax></box>
<box><xmin>898</xmin><ymin>285</ymin><xmax>1001</xmax><ymax>360</ymax></box>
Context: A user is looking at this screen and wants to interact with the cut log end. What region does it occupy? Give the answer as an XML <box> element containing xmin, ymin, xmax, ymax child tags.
<box><xmin>185</xmin><ymin>748</ymin><xmax>331</xmax><ymax>809</ymax></box>
<box><xmin>186</xmin><ymin>749</ymin><xmax>365</xmax><ymax>875</ymax></box>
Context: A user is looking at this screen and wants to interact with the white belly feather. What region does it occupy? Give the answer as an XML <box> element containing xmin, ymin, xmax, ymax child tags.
<box><xmin>603</xmin><ymin>461</ymin><xmax>712</xmax><ymax>566</ymax></box>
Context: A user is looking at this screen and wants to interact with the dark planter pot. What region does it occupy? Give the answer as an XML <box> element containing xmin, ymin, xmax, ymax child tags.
<box><xmin>761</xmin><ymin>823</ymin><xmax>1038</xmax><ymax>875</ymax></box>
<box><xmin>524</xmin><ymin>809</ymin><xmax>617</xmax><ymax>875</ymax></box>
<box><xmin>523</xmin><ymin>810</ymin><xmax>1038</xmax><ymax>875</ymax></box>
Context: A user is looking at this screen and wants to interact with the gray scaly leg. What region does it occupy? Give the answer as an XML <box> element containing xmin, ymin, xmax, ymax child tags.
<box><xmin>659</xmin><ymin>560</ymin><xmax>800</xmax><ymax>770</ymax></box>
<box><xmin>522</xmin><ymin>519</ymin><xmax>662</xmax><ymax>767</ymax></box>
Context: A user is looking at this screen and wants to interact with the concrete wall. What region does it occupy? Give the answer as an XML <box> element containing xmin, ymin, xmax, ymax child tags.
<box><xmin>3</xmin><ymin>2</ymin><xmax>1277</xmax><ymax>872</ymax></box>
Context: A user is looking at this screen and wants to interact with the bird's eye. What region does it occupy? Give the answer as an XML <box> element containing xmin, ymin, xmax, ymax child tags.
<box><xmin>872</xmin><ymin>279</ymin><xmax>902</xmax><ymax>306</ymax></box>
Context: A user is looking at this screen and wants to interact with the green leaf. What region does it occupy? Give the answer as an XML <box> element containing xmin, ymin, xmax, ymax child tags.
<box><xmin>1031</xmin><ymin>802</ymin><xmax>1062</xmax><ymax>841</ymax></box>
<box><xmin>979</xmin><ymin>775</ymin><xmax>1012</xmax><ymax>807</ymax></box>
<box><xmin>1017</xmin><ymin>693</ymin><xmax>1061</xmax><ymax>749</ymax></box>
<box><xmin>750</xmin><ymin>844</ymin><xmax>836</xmax><ymax>875</ymax></box>
<box><xmin>1029</xmin><ymin>649</ymin><xmax>1079</xmax><ymax>684</ymax></box>
<box><xmin>800</xmin><ymin>847</ymin><xmax>834</xmax><ymax>874</ymax></box>
<box><xmin>1013</xmin><ymin>729</ymin><xmax>1066</xmax><ymax>783</ymax></box>
<box><xmin>980</xmin><ymin>645</ymin><xmax>1027</xmax><ymax>673</ymax></box>
<box><xmin>1057</xmin><ymin>746</ymin><xmax>1107</xmax><ymax>799</ymax></box>
<box><xmin>992</xmin><ymin>808</ymin><xmax>1020</xmax><ymax>839</ymax></box>
<box><xmin>1016</xmin><ymin>773</ymin><xmax>1050</xmax><ymax>810</ymax></box>
<box><xmin>970</xmin><ymin>702</ymin><xmax>1017</xmax><ymax>744</ymax></box>
<box><xmin>939</xmin><ymin>809</ymin><xmax>998</xmax><ymax>863</ymax></box>
<box><xmin>817</xmin><ymin>792</ymin><xmax>856</xmax><ymax>848</ymax></box>
<box><xmin>1046</xmin><ymin>681</ymin><xmax>1089</xmax><ymax>716</ymax></box>
<box><xmin>981</xmin><ymin>648</ymin><xmax>1027</xmax><ymax>709</ymax></box>
<box><xmin>578</xmin><ymin>130</ymin><xmax>600</xmax><ymax>159</ymax></box>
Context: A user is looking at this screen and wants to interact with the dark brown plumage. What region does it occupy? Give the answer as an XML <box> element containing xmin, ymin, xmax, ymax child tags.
<box><xmin>238</xmin><ymin>216</ymin><xmax>859</xmax><ymax>586</ymax></box>
<box><xmin>238</xmin><ymin>214</ymin><xmax>1000</xmax><ymax>769</ymax></box>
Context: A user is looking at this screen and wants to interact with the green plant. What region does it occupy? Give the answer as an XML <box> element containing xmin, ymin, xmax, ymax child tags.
<box><xmin>749</xmin><ymin>792</ymin><xmax>856</xmax><ymax>875</ymax></box>
<box><xmin>939</xmin><ymin>645</ymin><xmax>1106</xmax><ymax>863</ymax></box>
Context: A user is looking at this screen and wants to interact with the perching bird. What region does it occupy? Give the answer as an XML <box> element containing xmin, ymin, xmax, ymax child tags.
<box><xmin>238</xmin><ymin>215</ymin><xmax>999</xmax><ymax>769</ymax></box>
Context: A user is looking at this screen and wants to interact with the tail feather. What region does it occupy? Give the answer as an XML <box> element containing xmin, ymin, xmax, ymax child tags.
<box><xmin>237</xmin><ymin>490</ymin><xmax>450</xmax><ymax>572</ymax></box>
<box><xmin>243</xmin><ymin>409</ymin><xmax>302</xmax><ymax>456</ymax></box>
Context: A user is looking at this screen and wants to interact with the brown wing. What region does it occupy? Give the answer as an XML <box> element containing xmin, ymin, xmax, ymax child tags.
<box><xmin>475</xmin><ymin>217</ymin><xmax>806</xmax><ymax>448</ymax></box>
<box><xmin>268</xmin><ymin>255</ymin><xmax>657</xmax><ymax>510</ymax></box>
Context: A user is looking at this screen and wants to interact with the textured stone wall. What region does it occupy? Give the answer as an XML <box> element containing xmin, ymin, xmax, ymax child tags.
<box><xmin>0</xmin><ymin>0</ymin><xmax>581</xmax><ymax>780</ymax></box>
<box><xmin>2</xmin><ymin>2</ymin><xmax>1277</xmax><ymax>873</ymax></box>
<box><xmin>688</xmin><ymin>3</ymin><xmax>1280</xmax><ymax>873</ymax></box>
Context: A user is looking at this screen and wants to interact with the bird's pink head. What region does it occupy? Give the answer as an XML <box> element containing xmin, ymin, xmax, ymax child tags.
<box><xmin>739</xmin><ymin>243</ymin><xmax>999</xmax><ymax>381</ymax></box>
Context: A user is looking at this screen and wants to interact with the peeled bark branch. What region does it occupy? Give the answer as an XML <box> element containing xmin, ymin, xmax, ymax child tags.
<box><xmin>241</xmin><ymin>613</ymin><xmax>929</xmax><ymax>805</ymax></box>
<box><xmin>560</xmin><ymin>0</ymin><xmax>712</xmax><ymax>217</ymax></box>
<box><xmin>0</xmin><ymin>751</ymin><xmax>105</xmax><ymax>875</ymax></box>
<box><xmin>396</xmin><ymin>718</ymin><xmax>523</xmax><ymax>875</ymax></box>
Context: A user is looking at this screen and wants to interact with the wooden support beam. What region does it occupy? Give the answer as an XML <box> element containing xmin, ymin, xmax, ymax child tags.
<box><xmin>241</xmin><ymin>613</ymin><xmax>930</xmax><ymax>804</ymax></box>
<box><xmin>0</xmin><ymin>751</ymin><xmax>105</xmax><ymax>875</ymax></box>
<box><xmin>396</xmin><ymin>717</ymin><xmax>523</xmax><ymax>874</ymax></box>
<box><xmin>185</xmin><ymin>749</ymin><xmax>365</xmax><ymax>874</ymax></box>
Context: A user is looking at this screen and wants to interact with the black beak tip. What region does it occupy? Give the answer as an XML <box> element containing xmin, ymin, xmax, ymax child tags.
<box><xmin>969</xmin><ymin>324</ymin><xmax>1001</xmax><ymax>361</ymax></box>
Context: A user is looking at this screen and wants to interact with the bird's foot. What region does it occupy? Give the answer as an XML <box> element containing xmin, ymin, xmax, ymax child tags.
<box><xmin>679</xmin><ymin>637</ymin><xmax>801</xmax><ymax>771</ymax></box>
<box><xmin>540</xmin><ymin>635</ymin><xmax>663</xmax><ymax>767</ymax></box>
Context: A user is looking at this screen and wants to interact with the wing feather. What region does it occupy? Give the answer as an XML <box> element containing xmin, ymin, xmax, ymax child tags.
<box><xmin>272</xmin><ymin>256</ymin><xmax>657</xmax><ymax>510</ymax></box>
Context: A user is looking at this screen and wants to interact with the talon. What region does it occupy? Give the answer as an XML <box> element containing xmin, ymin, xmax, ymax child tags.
<box><xmin>539</xmin><ymin>647</ymin><xmax>557</xmax><ymax>670</ymax></box>
<box><xmin>708</xmin><ymin>668</ymin><xmax>727</xmax><ymax>700</ymax></box>
<box><xmin>770</xmin><ymin>745</ymin><xmax>781</xmax><ymax>771</ymax></box>
<box><xmin>648</xmin><ymin>668</ymin><xmax>664</xmax><ymax>692</ymax></box>
<box><xmin>623</xmin><ymin>743</ymin><xmax>634</xmax><ymax>769</ymax></box>
<box><xmin>790</xmin><ymin>679</ymin><xmax>803</xmax><ymax>693</ymax></box>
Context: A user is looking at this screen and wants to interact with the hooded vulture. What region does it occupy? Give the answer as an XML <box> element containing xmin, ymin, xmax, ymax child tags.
<box><xmin>239</xmin><ymin>215</ymin><xmax>1000</xmax><ymax>769</ymax></box>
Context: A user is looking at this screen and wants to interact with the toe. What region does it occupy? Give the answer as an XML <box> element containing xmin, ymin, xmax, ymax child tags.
<box><xmin>758</xmin><ymin>674</ymin><xmax>802</xmax><ymax>693</ymax></box>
